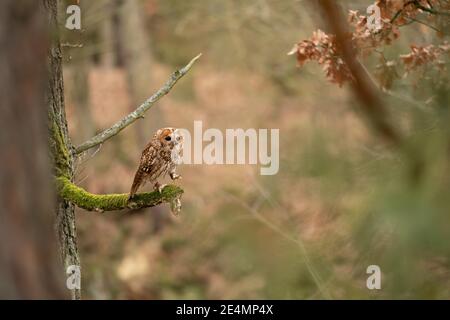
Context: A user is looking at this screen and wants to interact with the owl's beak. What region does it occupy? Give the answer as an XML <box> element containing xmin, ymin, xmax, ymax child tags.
<box><xmin>170</xmin><ymin>139</ymin><xmax>179</xmax><ymax>148</ymax></box>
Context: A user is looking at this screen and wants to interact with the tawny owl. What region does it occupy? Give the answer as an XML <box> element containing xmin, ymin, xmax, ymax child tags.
<box><xmin>128</xmin><ymin>127</ymin><xmax>183</xmax><ymax>200</ymax></box>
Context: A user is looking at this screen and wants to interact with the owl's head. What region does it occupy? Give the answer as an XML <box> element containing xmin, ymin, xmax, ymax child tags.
<box><xmin>156</xmin><ymin>127</ymin><xmax>183</xmax><ymax>149</ymax></box>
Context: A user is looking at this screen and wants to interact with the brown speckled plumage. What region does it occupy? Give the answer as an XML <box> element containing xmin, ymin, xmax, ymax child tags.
<box><xmin>129</xmin><ymin>128</ymin><xmax>183</xmax><ymax>199</ymax></box>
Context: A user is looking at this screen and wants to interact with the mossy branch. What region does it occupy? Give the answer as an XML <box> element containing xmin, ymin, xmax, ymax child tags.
<box><xmin>56</xmin><ymin>176</ymin><xmax>183</xmax><ymax>212</ymax></box>
<box><xmin>74</xmin><ymin>53</ymin><xmax>202</xmax><ymax>154</ymax></box>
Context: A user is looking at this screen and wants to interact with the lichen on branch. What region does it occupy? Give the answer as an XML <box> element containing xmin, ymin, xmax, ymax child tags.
<box><xmin>55</xmin><ymin>176</ymin><xmax>183</xmax><ymax>212</ymax></box>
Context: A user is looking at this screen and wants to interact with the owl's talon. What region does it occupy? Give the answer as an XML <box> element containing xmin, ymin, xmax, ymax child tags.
<box><xmin>154</xmin><ymin>182</ymin><xmax>167</xmax><ymax>193</ymax></box>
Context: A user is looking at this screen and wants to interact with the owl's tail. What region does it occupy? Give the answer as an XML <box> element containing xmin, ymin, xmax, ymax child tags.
<box><xmin>129</xmin><ymin>170</ymin><xmax>144</xmax><ymax>200</ymax></box>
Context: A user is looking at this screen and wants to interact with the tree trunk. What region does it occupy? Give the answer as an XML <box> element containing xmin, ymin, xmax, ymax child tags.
<box><xmin>0</xmin><ymin>0</ymin><xmax>67</xmax><ymax>299</ymax></box>
<box><xmin>45</xmin><ymin>0</ymin><xmax>81</xmax><ymax>300</ymax></box>
<box><xmin>99</xmin><ymin>0</ymin><xmax>118</xmax><ymax>67</ymax></box>
<box><xmin>118</xmin><ymin>0</ymin><xmax>164</xmax><ymax>144</ymax></box>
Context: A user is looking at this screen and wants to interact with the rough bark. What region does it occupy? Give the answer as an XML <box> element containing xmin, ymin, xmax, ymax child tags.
<box><xmin>44</xmin><ymin>0</ymin><xmax>81</xmax><ymax>300</ymax></box>
<box><xmin>0</xmin><ymin>0</ymin><xmax>67</xmax><ymax>299</ymax></box>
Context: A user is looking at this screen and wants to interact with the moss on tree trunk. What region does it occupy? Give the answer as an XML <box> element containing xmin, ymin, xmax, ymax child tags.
<box><xmin>43</xmin><ymin>0</ymin><xmax>195</xmax><ymax>300</ymax></box>
<box><xmin>45</xmin><ymin>0</ymin><xmax>81</xmax><ymax>300</ymax></box>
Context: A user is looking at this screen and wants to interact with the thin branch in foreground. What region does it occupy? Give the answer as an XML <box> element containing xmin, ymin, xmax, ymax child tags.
<box><xmin>224</xmin><ymin>192</ymin><xmax>332</xmax><ymax>300</ymax></box>
<box><xmin>75</xmin><ymin>53</ymin><xmax>202</xmax><ymax>154</ymax></box>
<box><xmin>409</xmin><ymin>0</ymin><xmax>450</xmax><ymax>16</ymax></box>
<box><xmin>56</xmin><ymin>176</ymin><xmax>183</xmax><ymax>212</ymax></box>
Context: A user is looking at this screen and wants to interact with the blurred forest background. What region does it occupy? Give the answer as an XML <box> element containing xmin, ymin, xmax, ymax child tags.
<box><xmin>60</xmin><ymin>0</ymin><xmax>449</xmax><ymax>299</ymax></box>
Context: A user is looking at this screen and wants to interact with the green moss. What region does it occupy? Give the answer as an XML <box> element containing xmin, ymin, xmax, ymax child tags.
<box><xmin>49</xmin><ymin>118</ymin><xmax>72</xmax><ymax>178</ymax></box>
<box><xmin>55</xmin><ymin>176</ymin><xmax>183</xmax><ymax>212</ymax></box>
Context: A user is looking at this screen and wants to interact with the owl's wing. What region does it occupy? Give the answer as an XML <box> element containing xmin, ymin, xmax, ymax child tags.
<box><xmin>139</xmin><ymin>145</ymin><xmax>158</xmax><ymax>173</ymax></box>
<box><xmin>129</xmin><ymin>146</ymin><xmax>158</xmax><ymax>199</ymax></box>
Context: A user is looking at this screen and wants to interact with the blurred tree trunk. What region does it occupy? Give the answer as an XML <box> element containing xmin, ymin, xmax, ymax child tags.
<box><xmin>64</xmin><ymin>0</ymin><xmax>96</xmax><ymax>144</ymax></box>
<box><xmin>0</xmin><ymin>0</ymin><xmax>67</xmax><ymax>299</ymax></box>
<box><xmin>118</xmin><ymin>0</ymin><xmax>163</xmax><ymax>144</ymax></box>
<box><xmin>45</xmin><ymin>0</ymin><xmax>81</xmax><ymax>299</ymax></box>
<box><xmin>72</xmin><ymin>57</ymin><xmax>96</xmax><ymax>143</ymax></box>
<box><xmin>100</xmin><ymin>0</ymin><xmax>118</xmax><ymax>67</ymax></box>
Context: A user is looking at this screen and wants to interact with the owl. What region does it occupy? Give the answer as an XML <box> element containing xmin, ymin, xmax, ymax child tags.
<box><xmin>128</xmin><ymin>127</ymin><xmax>183</xmax><ymax>200</ymax></box>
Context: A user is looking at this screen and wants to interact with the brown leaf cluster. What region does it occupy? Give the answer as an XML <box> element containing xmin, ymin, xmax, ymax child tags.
<box><xmin>400</xmin><ymin>43</ymin><xmax>450</xmax><ymax>72</ymax></box>
<box><xmin>288</xmin><ymin>30</ymin><xmax>353</xmax><ymax>86</ymax></box>
<box><xmin>289</xmin><ymin>0</ymin><xmax>448</xmax><ymax>87</ymax></box>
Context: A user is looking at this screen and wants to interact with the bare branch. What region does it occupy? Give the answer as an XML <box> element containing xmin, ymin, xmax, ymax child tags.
<box><xmin>75</xmin><ymin>53</ymin><xmax>202</xmax><ymax>154</ymax></box>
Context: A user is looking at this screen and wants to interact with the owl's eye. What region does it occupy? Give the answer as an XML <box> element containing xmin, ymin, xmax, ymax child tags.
<box><xmin>165</xmin><ymin>136</ymin><xmax>171</xmax><ymax>141</ymax></box>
